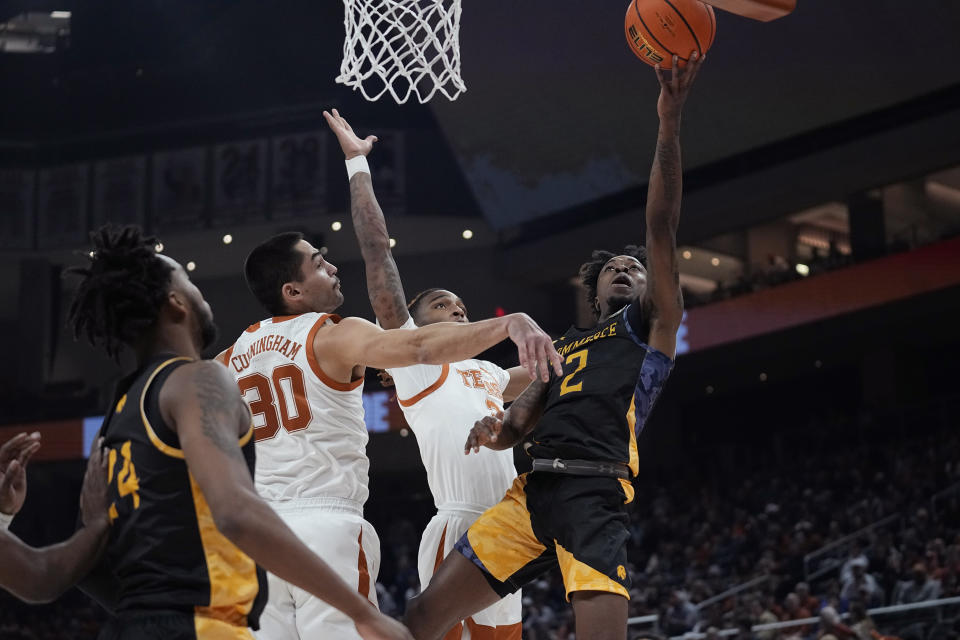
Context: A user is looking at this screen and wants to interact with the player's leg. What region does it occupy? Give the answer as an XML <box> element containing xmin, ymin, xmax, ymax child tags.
<box><xmin>550</xmin><ymin>475</ymin><xmax>634</xmax><ymax>640</ymax></box>
<box><xmin>416</xmin><ymin>513</ymin><xmax>470</xmax><ymax>639</ymax></box>
<box><xmin>253</xmin><ymin>561</ymin><xmax>299</xmax><ymax>640</ymax></box>
<box><xmin>472</xmin><ymin>589</ymin><xmax>522</xmax><ymax>639</ymax></box>
<box><xmin>405</xmin><ymin>551</ymin><xmax>503</xmax><ymax>640</ymax></box>
<box><xmin>283</xmin><ymin>506</ymin><xmax>379</xmax><ymax>639</ymax></box>
<box><xmin>570</xmin><ymin>591</ymin><xmax>629</xmax><ymax>640</ymax></box>
<box><xmin>406</xmin><ymin>475</ymin><xmax>553</xmax><ymax>640</ymax></box>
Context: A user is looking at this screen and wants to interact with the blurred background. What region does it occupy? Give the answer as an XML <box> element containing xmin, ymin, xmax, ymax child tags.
<box><xmin>1</xmin><ymin>0</ymin><xmax>960</xmax><ymax>638</ymax></box>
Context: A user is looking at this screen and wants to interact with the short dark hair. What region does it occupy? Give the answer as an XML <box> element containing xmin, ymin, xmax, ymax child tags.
<box><xmin>578</xmin><ymin>245</ymin><xmax>647</xmax><ymax>317</ymax></box>
<box><xmin>244</xmin><ymin>232</ymin><xmax>306</xmax><ymax>316</ymax></box>
<box><xmin>407</xmin><ymin>288</ymin><xmax>444</xmax><ymax>322</ymax></box>
<box><xmin>67</xmin><ymin>225</ymin><xmax>174</xmax><ymax>359</ymax></box>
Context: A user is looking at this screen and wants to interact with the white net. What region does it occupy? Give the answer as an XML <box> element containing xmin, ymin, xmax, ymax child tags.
<box><xmin>337</xmin><ymin>0</ymin><xmax>465</xmax><ymax>104</ymax></box>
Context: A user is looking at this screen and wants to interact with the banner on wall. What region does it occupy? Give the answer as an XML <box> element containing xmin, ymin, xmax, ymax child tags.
<box><xmin>93</xmin><ymin>155</ymin><xmax>147</xmax><ymax>227</ymax></box>
<box><xmin>213</xmin><ymin>138</ymin><xmax>267</xmax><ymax>224</ymax></box>
<box><xmin>37</xmin><ymin>164</ymin><xmax>89</xmax><ymax>249</ymax></box>
<box><xmin>153</xmin><ymin>147</ymin><xmax>207</xmax><ymax>230</ymax></box>
<box><xmin>270</xmin><ymin>131</ymin><xmax>327</xmax><ymax>219</ymax></box>
<box><xmin>0</xmin><ymin>169</ymin><xmax>36</xmax><ymax>250</ymax></box>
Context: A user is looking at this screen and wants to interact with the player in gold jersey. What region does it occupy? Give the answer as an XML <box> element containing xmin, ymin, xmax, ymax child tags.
<box><xmin>405</xmin><ymin>53</ymin><xmax>705</xmax><ymax>640</ymax></box>
<box><xmin>68</xmin><ymin>225</ymin><xmax>412</xmax><ymax>640</ymax></box>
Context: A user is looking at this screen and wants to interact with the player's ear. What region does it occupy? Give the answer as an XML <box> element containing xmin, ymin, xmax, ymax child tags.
<box><xmin>281</xmin><ymin>281</ymin><xmax>301</xmax><ymax>304</ymax></box>
<box><xmin>165</xmin><ymin>290</ymin><xmax>189</xmax><ymax>321</ymax></box>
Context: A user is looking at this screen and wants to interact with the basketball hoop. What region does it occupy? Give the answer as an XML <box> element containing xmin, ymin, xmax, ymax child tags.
<box><xmin>337</xmin><ymin>0</ymin><xmax>466</xmax><ymax>104</ymax></box>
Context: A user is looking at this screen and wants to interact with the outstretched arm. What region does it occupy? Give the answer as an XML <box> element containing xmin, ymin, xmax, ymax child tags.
<box><xmin>465</xmin><ymin>378</ymin><xmax>549</xmax><ymax>452</ymax></box>
<box><xmin>325</xmin><ymin>109</ymin><xmax>410</xmax><ymax>329</ymax></box>
<box><xmin>643</xmin><ymin>52</ymin><xmax>704</xmax><ymax>359</ymax></box>
<box><xmin>1</xmin><ymin>441</ymin><xmax>110</xmax><ymax>603</ymax></box>
<box><xmin>164</xmin><ymin>361</ymin><xmax>412</xmax><ymax>640</ymax></box>
<box><xmin>318</xmin><ymin>315</ymin><xmax>563</xmax><ymax>384</ymax></box>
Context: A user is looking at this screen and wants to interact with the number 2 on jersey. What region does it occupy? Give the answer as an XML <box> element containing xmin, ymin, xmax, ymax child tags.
<box><xmin>238</xmin><ymin>364</ymin><xmax>313</xmax><ymax>441</ymax></box>
<box><xmin>559</xmin><ymin>349</ymin><xmax>588</xmax><ymax>396</ymax></box>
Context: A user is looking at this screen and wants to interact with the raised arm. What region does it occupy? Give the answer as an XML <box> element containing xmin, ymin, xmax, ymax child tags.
<box><xmin>644</xmin><ymin>52</ymin><xmax>704</xmax><ymax>358</ymax></box>
<box><xmin>1</xmin><ymin>439</ymin><xmax>110</xmax><ymax>603</ymax></box>
<box><xmin>316</xmin><ymin>315</ymin><xmax>563</xmax><ymax>384</ymax></box>
<box><xmin>164</xmin><ymin>361</ymin><xmax>412</xmax><ymax>640</ymax></box>
<box><xmin>324</xmin><ymin>109</ymin><xmax>410</xmax><ymax>329</ymax></box>
<box><xmin>465</xmin><ymin>378</ymin><xmax>549</xmax><ymax>453</ymax></box>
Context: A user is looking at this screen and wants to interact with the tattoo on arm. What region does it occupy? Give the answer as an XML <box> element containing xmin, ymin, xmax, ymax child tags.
<box><xmin>503</xmin><ymin>379</ymin><xmax>548</xmax><ymax>441</ymax></box>
<box><xmin>350</xmin><ymin>174</ymin><xmax>410</xmax><ymax>327</ymax></box>
<box><xmin>192</xmin><ymin>368</ymin><xmax>246</xmax><ymax>461</ymax></box>
<box><xmin>646</xmin><ymin>130</ymin><xmax>684</xmax><ymax>318</ymax></box>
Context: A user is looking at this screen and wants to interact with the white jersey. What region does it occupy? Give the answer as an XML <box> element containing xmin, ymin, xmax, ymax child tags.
<box><xmin>385</xmin><ymin>317</ymin><xmax>516</xmax><ymax>512</ymax></box>
<box><xmin>226</xmin><ymin>313</ymin><xmax>369</xmax><ymax>505</ymax></box>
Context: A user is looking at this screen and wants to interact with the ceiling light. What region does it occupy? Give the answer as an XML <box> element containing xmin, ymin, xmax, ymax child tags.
<box><xmin>389</xmin><ymin>238</ymin><xmax>396</xmax><ymax>248</ymax></box>
<box><xmin>222</xmin><ymin>234</ymin><xmax>233</xmax><ymax>245</ymax></box>
<box><xmin>462</xmin><ymin>229</ymin><xmax>474</xmax><ymax>240</ymax></box>
<box><xmin>795</xmin><ymin>263</ymin><xmax>810</xmax><ymax>276</ymax></box>
<box><xmin>331</xmin><ymin>221</ymin><xmax>342</xmax><ymax>231</ymax></box>
<box><xmin>186</xmin><ymin>261</ymin><xmax>196</xmax><ymax>272</ymax></box>
<box><xmin>154</xmin><ymin>243</ymin><xmax>164</xmax><ymax>253</ymax></box>
<box><xmin>682</xmin><ymin>250</ymin><xmax>692</xmax><ymax>260</ymax></box>
<box><xmin>710</xmin><ymin>257</ymin><xmax>720</xmax><ymax>266</ymax></box>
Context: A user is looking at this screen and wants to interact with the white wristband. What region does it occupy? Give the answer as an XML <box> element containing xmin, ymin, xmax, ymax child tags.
<box><xmin>0</xmin><ymin>511</ymin><xmax>13</xmax><ymax>530</ymax></box>
<box><xmin>346</xmin><ymin>155</ymin><xmax>371</xmax><ymax>180</ymax></box>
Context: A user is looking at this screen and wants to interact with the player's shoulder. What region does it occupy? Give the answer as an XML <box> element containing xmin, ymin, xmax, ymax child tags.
<box><xmin>163</xmin><ymin>359</ymin><xmax>235</xmax><ymax>397</ymax></box>
<box><xmin>327</xmin><ymin>315</ymin><xmax>376</xmax><ymax>332</ymax></box>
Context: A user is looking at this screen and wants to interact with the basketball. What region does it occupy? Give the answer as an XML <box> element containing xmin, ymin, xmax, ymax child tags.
<box><xmin>625</xmin><ymin>0</ymin><xmax>716</xmax><ymax>69</ymax></box>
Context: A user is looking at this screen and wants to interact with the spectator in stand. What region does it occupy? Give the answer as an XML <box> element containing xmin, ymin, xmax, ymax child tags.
<box><xmin>782</xmin><ymin>592</ymin><xmax>814</xmax><ymax>636</ymax></box>
<box><xmin>664</xmin><ymin>590</ymin><xmax>699</xmax><ymax>635</ymax></box>
<box><xmin>796</xmin><ymin>582</ymin><xmax>821</xmax><ymax>614</ymax></box>
<box><xmin>842</xmin><ymin>542</ymin><xmax>871</xmax><ymax>584</ymax></box>
<box><xmin>848</xmin><ymin>601</ymin><xmax>879</xmax><ymax>640</ymax></box>
<box><xmin>842</xmin><ymin>558</ymin><xmax>884</xmax><ymax>606</ymax></box>
<box><xmin>818</xmin><ymin>604</ymin><xmax>859</xmax><ymax>640</ymax></box>
<box><xmin>893</xmin><ymin>563</ymin><xmax>941</xmax><ymax>604</ymax></box>
<box><xmin>750</xmin><ymin>596</ymin><xmax>780</xmax><ymax>640</ymax></box>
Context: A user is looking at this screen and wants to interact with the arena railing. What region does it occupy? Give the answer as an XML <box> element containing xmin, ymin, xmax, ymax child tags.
<box><xmin>626</xmin><ymin>596</ymin><xmax>960</xmax><ymax>637</ymax></box>
<box><xmin>802</xmin><ymin>513</ymin><xmax>901</xmax><ymax>581</ymax></box>
<box><xmin>694</xmin><ymin>575</ymin><xmax>772</xmax><ymax>611</ymax></box>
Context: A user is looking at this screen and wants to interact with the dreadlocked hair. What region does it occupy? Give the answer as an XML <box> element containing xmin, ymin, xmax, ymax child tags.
<box><xmin>578</xmin><ymin>244</ymin><xmax>647</xmax><ymax>317</ymax></box>
<box><xmin>406</xmin><ymin>288</ymin><xmax>444</xmax><ymax>322</ymax></box>
<box><xmin>67</xmin><ymin>225</ymin><xmax>173</xmax><ymax>359</ymax></box>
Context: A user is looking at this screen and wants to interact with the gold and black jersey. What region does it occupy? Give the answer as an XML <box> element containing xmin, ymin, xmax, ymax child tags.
<box><xmin>98</xmin><ymin>355</ymin><xmax>267</xmax><ymax>632</ymax></box>
<box><xmin>526</xmin><ymin>303</ymin><xmax>674</xmax><ymax>476</ymax></box>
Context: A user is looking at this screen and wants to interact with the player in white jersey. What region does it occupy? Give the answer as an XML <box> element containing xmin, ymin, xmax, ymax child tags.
<box><xmin>325</xmin><ymin>108</ymin><xmax>536</xmax><ymax>639</ymax></box>
<box><xmin>218</xmin><ymin>229</ymin><xmax>562</xmax><ymax>640</ymax></box>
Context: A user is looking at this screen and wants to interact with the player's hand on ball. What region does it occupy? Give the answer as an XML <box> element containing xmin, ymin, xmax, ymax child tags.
<box><xmin>0</xmin><ymin>431</ymin><xmax>41</xmax><ymax>517</ymax></box>
<box><xmin>504</xmin><ymin>313</ymin><xmax>563</xmax><ymax>382</ymax></box>
<box><xmin>465</xmin><ymin>414</ymin><xmax>504</xmax><ymax>454</ymax></box>
<box><xmin>323</xmin><ymin>108</ymin><xmax>378</xmax><ymax>159</ymax></box>
<box><xmin>655</xmin><ymin>50</ymin><xmax>705</xmax><ymax>123</ymax></box>
<box><xmin>354</xmin><ymin>611</ymin><xmax>415</xmax><ymax>640</ymax></box>
<box><xmin>80</xmin><ymin>438</ymin><xmax>110</xmax><ymax>528</ymax></box>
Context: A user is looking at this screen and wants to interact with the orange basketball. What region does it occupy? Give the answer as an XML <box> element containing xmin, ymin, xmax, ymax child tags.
<box><xmin>625</xmin><ymin>0</ymin><xmax>716</xmax><ymax>69</ymax></box>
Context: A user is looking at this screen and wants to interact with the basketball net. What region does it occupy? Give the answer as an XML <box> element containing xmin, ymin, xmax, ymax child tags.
<box><xmin>337</xmin><ymin>0</ymin><xmax>466</xmax><ymax>104</ymax></box>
